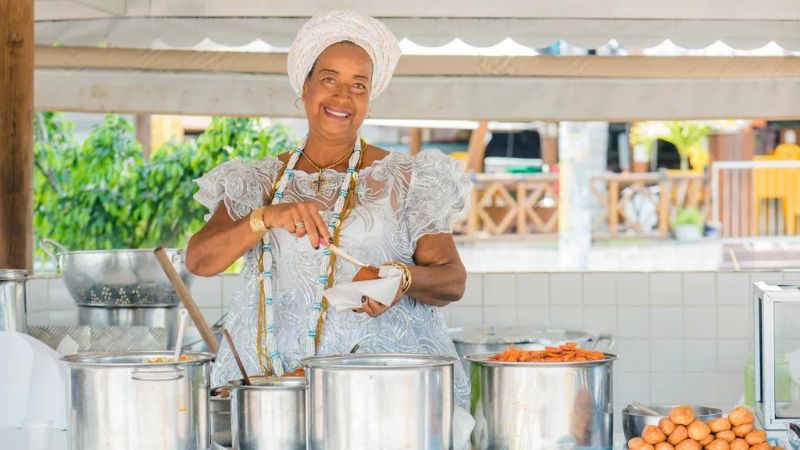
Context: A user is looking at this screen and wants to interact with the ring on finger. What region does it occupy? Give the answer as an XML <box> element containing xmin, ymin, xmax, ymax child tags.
<box><xmin>294</xmin><ymin>220</ymin><xmax>305</xmax><ymax>230</ymax></box>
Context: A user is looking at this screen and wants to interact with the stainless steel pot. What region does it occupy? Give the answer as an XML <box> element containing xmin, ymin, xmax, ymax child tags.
<box><xmin>42</xmin><ymin>239</ymin><xmax>193</xmax><ymax>306</ymax></box>
<box><xmin>78</xmin><ymin>304</ymin><xmax>178</xmax><ymax>344</ymax></box>
<box><xmin>304</xmin><ymin>353</ymin><xmax>457</xmax><ymax>450</ymax></box>
<box><xmin>63</xmin><ymin>351</ymin><xmax>213</xmax><ymax>450</ymax></box>
<box><xmin>450</xmin><ymin>327</ymin><xmax>614</xmax><ymax>373</ymax></box>
<box><xmin>467</xmin><ymin>352</ymin><xmax>617</xmax><ymax>450</ymax></box>
<box><xmin>231</xmin><ymin>376</ymin><xmax>305</xmax><ymax>450</ymax></box>
<box><xmin>0</xmin><ymin>269</ymin><xmax>26</xmax><ymax>332</ymax></box>
<box><xmin>210</xmin><ymin>393</ymin><xmax>232</xmax><ymax>449</ymax></box>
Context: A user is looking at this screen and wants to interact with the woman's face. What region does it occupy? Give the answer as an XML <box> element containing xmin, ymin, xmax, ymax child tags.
<box><xmin>302</xmin><ymin>42</ymin><xmax>373</xmax><ymax>140</ymax></box>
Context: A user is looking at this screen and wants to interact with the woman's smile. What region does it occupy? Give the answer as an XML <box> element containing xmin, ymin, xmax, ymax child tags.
<box><xmin>322</xmin><ymin>105</ymin><xmax>353</xmax><ymax>120</ymax></box>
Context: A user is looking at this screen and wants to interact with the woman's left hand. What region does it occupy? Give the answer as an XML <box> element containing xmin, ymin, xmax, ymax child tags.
<box><xmin>351</xmin><ymin>266</ymin><xmax>403</xmax><ymax>318</ymax></box>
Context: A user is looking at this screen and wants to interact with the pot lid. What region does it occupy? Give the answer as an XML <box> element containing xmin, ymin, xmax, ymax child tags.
<box><xmin>0</xmin><ymin>269</ymin><xmax>27</xmax><ymax>281</ymax></box>
<box><xmin>449</xmin><ymin>326</ymin><xmax>594</xmax><ymax>345</ymax></box>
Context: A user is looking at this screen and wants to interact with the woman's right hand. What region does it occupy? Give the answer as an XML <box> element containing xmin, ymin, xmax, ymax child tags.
<box><xmin>262</xmin><ymin>202</ymin><xmax>330</xmax><ymax>249</ymax></box>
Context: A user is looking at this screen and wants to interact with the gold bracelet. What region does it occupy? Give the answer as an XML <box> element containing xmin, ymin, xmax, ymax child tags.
<box><xmin>249</xmin><ymin>207</ymin><xmax>268</xmax><ymax>235</ymax></box>
<box><xmin>388</xmin><ymin>261</ymin><xmax>412</xmax><ymax>294</ymax></box>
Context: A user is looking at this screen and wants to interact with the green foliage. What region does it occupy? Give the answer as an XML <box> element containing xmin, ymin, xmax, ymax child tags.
<box><xmin>672</xmin><ymin>206</ymin><xmax>705</xmax><ymax>230</ymax></box>
<box><xmin>660</xmin><ymin>121</ymin><xmax>710</xmax><ymax>171</ymax></box>
<box><xmin>34</xmin><ymin>113</ymin><xmax>295</xmax><ymax>257</ymax></box>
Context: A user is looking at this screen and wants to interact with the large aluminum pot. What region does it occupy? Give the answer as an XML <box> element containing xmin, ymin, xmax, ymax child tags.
<box><xmin>467</xmin><ymin>352</ymin><xmax>617</xmax><ymax>450</ymax></box>
<box><xmin>304</xmin><ymin>353</ymin><xmax>457</xmax><ymax>450</ymax></box>
<box><xmin>231</xmin><ymin>376</ymin><xmax>305</xmax><ymax>450</ymax></box>
<box><xmin>450</xmin><ymin>327</ymin><xmax>614</xmax><ymax>373</ymax></box>
<box><xmin>78</xmin><ymin>304</ymin><xmax>178</xmax><ymax>343</ymax></box>
<box><xmin>42</xmin><ymin>239</ymin><xmax>193</xmax><ymax>306</ymax></box>
<box><xmin>63</xmin><ymin>351</ymin><xmax>213</xmax><ymax>450</ymax></box>
<box><xmin>0</xmin><ymin>269</ymin><xmax>26</xmax><ymax>332</ymax></box>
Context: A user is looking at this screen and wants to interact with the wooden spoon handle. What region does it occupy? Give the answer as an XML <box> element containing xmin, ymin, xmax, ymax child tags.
<box><xmin>154</xmin><ymin>247</ymin><xmax>219</xmax><ymax>353</ymax></box>
<box><xmin>223</xmin><ymin>329</ymin><xmax>251</xmax><ymax>386</ymax></box>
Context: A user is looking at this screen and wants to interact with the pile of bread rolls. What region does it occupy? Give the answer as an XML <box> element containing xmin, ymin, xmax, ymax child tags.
<box><xmin>628</xmin><ymin>405</ymin><xmax>783</xmax><ymax>450</ymax></box>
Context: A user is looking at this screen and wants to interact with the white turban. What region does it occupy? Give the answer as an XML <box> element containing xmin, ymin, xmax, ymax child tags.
<box><xmin>287</xmin><ymin>10</ymin><xmax>401</xmax><ymax>100</ymax></box>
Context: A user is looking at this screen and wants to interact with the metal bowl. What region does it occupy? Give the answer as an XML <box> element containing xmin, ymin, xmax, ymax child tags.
<box><xmin>622</xmin><ymin>404</ymin><xmax>723</xmax><ymax>442</ymax></box>
<box><xmin>42</xmin><ymin>240</ymin><xmax>194</xmax><ymax>306</ymax></box>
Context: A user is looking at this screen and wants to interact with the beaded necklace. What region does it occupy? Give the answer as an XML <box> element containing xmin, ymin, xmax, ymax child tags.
<box><xmin>256</xmin><ymin>136</ymin><xmax>364</xmax><ymax>376</ymax></box>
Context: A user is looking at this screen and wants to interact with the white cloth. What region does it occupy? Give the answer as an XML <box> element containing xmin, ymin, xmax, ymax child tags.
<box><xmin>0</xmin><ymin>332</ymin><xmax>67</xmax><ymax>430</ymax></box>
<box><xmin>323</xmin><ymin>265</ymin><xmax>402</xmax><ymax>312</ymax></box>
<box><xmin>194</xmin><ymin>149</ymin><xmax>472</xmax><ymax>407</ymax></box>
<box><xmin>287</xmin><ymin>10</ymin><xmax>401</xmax><ymax>100</ymax></box>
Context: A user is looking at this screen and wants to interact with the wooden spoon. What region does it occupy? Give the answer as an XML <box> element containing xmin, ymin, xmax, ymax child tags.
<box><xmin>223</xmin><ymin>329</ymin><xmax>251</xmax><ymax>386</ymax></box>
<box><xmin>154</xmin><ymin>247</ymin><xmax>219</xmax><ymax>353</ymax></box>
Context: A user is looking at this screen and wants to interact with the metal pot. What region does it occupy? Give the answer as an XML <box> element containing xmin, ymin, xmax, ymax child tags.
<box><xmin>210</xmin><ymin>393</ymin><xmax>232</xmax><ymax>449</ymax></box>
<box><xmin>78</xmin><ymin>304</ymin><xmax>178</xmax><ymax>343</ymax></box>
<box><xmin>42</xmin><ymin>239</ymin><xmax>193</xmax><ymax>306</ymax></box>
<box><xmin>450</xmin><ymin>327</ymin><xmax>614</xmax><ymax>373</ymax></box>
<box><xmin>0</xmin><ymin>269</ymin><xmax>26</xmax><ymax>332</ymax></box>
<box><xmin>62</xmin><ymin>351</ymin><xmax>213</xmax><ymax>450</ymax></box>
<box><xmin>467</xmin><ymin>352</ymin><xmax>617</xmax><ymax>450</ymax></box>
<box><xmin>304</xmin><ymin>353</ymin><xmax>457</xmax><ymax>450</ymax></box>
<box><xmin>231</xmin><ymin>376</ymin><xmax>306</xmax><ymax>450</ymax></box>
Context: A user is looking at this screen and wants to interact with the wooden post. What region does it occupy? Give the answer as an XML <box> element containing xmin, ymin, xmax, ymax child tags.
<box><xmin>408</xmin><ymin>127</ymin><xmax>422</xmax><ymax>156</ymax></box>
<box><xmin>608</xmin><ymin>179</ymin><xmax>619</xmax><ymax>237</ymax></box>
<box><xmin>0</xmin><ymin>0</ymin><xmax>34</xmax><ymax>271</ymax></box>
<box><xmin>136</xmin><ymin>115</ymin><xmax>152</xmax><ymax>159</ymax></box>
<box><xmin>466</xmin><ymin>121</ymin><xmax>489</xmax><ymax>172</ymax></box>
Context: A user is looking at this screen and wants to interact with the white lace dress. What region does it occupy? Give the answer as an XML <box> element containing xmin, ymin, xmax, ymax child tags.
<box><xmin>194</xmin><ymin>149</ymin><xmax>472</xmax><ymax>406</ymax></box>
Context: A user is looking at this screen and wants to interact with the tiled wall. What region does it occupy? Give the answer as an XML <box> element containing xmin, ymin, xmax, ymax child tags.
<box><xmin>25</xmin><ymin>270</ymin><xmax>800</xmax><ymax>429</ymax></box>
<box><xmin>447</xmin><ymin>270</ymin><xmax>800</xmax><ymax>430</ymax></box>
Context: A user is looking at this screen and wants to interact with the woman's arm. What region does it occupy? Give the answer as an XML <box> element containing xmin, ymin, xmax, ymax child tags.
<box><xmin>405</xmin><ymin>233</ymin><xmax>466</xmax><ymax>307</ymax></box>
<box><xmin>357</xmin><ymin>233</ymin><xmax>466</xmax><ymax>316</ymax></box>
<box><xmin>186</xmin><ymin>201</ymin><xmax>331</xmax><ymax>276</ymax></box>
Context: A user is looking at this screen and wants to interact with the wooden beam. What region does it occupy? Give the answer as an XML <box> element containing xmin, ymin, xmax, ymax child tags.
<box><xmin>466</xmin><ymin>121</ymin><xmax>489</xmax><ymax>172</ymax></box>
<box><xmin>34</xmin><ymin>68</ymin><xmax>800</xmax><ymax>121</ymax></box>
<box><xmin>408</xmin><ymin>128</ymin><xmax>422</xmax><ymax>156</ymax></box>
<box><xmin>0</xmin><ymin>0</ymin><xmax>34</xmax><ymax>271</ymax></box>
<box><xmin>34</xmin><ymin>46</ymin><xmax>800</xmax><ymax>79</ymax></box>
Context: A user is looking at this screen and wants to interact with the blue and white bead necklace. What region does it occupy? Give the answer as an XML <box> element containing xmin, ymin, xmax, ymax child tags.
<box><xmin>256</xmin><ymin>136</ymin><xmax>363</xmax><ymax>376</ymax></box>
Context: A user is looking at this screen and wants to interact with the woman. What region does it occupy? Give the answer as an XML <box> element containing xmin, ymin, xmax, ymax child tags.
<box><xmin>186</xmin><ymin>10</ymin><xmax>471</xmax><ymax>406</ymax></box>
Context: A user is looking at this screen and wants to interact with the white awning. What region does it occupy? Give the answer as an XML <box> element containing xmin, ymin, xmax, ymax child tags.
<box><xmin>34</xmin><ymin>0</ymin><xmax>800</xmax><ymax>51</ymax></box>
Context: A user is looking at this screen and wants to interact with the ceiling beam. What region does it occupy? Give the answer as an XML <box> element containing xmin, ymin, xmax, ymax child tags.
<box><xmin>35</xmin><ymin>46</ymin><xmax>800</xmax><ymax>79</ymax></box>
<box><xmin>34</xmin><ymin>68</ymin><xmax>800</xmax><ymax>121</ymax></box>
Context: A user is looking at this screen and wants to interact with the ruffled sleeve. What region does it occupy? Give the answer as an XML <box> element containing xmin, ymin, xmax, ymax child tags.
<box><xmin>193</xmin><ymin>157</ymin><xmax>283</xmax><ymax>221</ymax></box>
<box><xmin>405</xmin><ymin>150</ymin><xmax>472</xmax><ymax>245</ymax></box>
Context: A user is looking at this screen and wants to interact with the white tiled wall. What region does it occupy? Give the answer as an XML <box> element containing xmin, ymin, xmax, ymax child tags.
<box><xmin>446</xmin><ymin>270</ymin><xmax>798</xmax><ymax>430</ymax></box>
<box><xmin>24</xmin><ymin>270</ymin><xmax>799</xmax><ymax>430</ymax></box>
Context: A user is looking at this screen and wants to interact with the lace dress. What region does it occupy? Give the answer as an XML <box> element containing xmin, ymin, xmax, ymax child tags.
<box><xmin>194</xmin><ymin>149</ymin><xmax>472</xmax><ymax>406</ymax></box>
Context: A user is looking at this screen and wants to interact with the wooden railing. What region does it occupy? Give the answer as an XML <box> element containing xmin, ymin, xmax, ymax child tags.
<box><xmin>456</xmin><ymin>171</ymin><xmax>709</xmax><ymax>238</ymax></box>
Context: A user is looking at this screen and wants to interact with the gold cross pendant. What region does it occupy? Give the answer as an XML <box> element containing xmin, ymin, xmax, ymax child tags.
<box><xmin>313</xmin><ymin>171</ymin><xmax>324</xmax><ymax>194</ymax></box>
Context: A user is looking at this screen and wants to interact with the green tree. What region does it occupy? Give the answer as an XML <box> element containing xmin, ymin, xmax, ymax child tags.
<box><xmin>33</xmin><ymin>113</ymin><xmax>295</xmax><ymax>258</ymax></box>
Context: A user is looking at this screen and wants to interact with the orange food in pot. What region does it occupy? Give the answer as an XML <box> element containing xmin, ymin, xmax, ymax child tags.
<box><xmin>488</xmin><ymin>342</ymin><xmax>605</xmax><ymax>363</ymax></box>
<box><xmin>283</xmin><ymin>367</ymin><xmax>305</xmax><ymax>377</ymax></box>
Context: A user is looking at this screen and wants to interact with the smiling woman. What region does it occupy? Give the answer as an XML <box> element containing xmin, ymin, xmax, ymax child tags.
<box><xmin>185</xmin><ymin>11</ymin><xmax>472</xmax><ymax>412</ymax></box>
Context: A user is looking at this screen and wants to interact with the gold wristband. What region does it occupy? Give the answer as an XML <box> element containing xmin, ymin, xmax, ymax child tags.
<box><xmin>249</xmin><ymin>207</ymin><xmax>268</xmax><ymax>235</ymax></box>
<box><xmin>388</xmin><ymin>262</ymin><xmax>412</xmax><ymax>294</ymax></box>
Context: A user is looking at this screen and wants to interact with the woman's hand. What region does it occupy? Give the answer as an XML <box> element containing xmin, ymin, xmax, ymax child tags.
<box><xmin>351</xmin><ymin>266</ymin><xmax>403</xmax><ymax>318</ymax></box>
<box><xmin>263</xmin><ymin>202</ymin><xmax>330</xmax><ymax>248</ymax></box>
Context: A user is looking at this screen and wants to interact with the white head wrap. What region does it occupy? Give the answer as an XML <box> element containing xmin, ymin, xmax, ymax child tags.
<box><xmin>287</xmin><ymin>10</ymin><xmax>401</xmax><ymax>100</ymax></box>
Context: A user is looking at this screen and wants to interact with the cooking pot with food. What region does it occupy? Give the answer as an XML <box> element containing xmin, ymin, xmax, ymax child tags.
<box><xmin>63</xmin><ymin>351</ymin><xmax>213</xmax><ymax>450</ymax></box>
<box><xmin>467</xmin><ymin>347</ymin><xmax>617</xmax><ymax>450</ymax></box>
